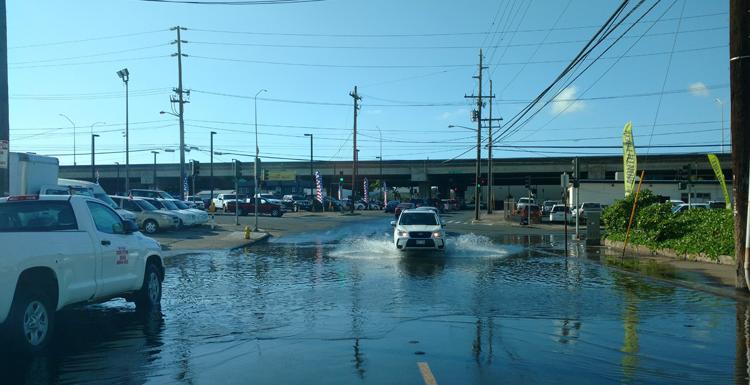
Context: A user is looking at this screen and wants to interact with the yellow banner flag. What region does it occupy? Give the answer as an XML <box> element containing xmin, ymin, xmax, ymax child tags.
<box><xmin>707</xmin><ymin>154</ymin><xmax>731</xmax><ymax>208</ymax></box>
<box><xmin>622</xmin><ymin>122</ymin><xmax>637</xmax><ymax>196</ymax></box>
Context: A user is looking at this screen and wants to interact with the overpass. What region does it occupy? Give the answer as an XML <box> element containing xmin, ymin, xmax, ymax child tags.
<box><xmin>59</xmin><ymin>153</ymin><xmax>732</xmax><ymax>202</ymax></box>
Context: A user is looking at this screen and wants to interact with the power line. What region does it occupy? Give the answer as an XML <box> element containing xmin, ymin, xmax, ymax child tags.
<box><xmin>8</xmin><ymin>55</ymin><xmax>168</xmax><ymax>69</ymax></box>
<box><xmin>8</xmin><ymin>43</ymin><xmax>170</xmax><ymax>65</ymax></box>
<box><xmin>186</xmin><ymin>11</ymin><xmax>726</xmax><ymax>38</ymax></box>
<box><xmin>8</xmin><ymin>29</ymin><xmax>168</xmax><ymax>50</ymax></box>
<box><xmin>136</xmin><ymin>0</ymin><xmax>324</xmax><ymax>4</ymax></box>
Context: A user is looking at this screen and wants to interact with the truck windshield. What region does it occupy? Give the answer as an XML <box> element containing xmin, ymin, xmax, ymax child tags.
<box><xmin>399</xmin><ymin>213</ymin><xmax>438</xmax><ymax>226</ymax></box>
<box><xmin>0</xmin><ymin>201</ymin><xmax>78</xmax><ymax>232</ymax></box>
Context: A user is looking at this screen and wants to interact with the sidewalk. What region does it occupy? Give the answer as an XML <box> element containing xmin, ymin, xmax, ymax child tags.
<box><xmin>152</xmin><ymin>224</ymin><xmax>270</xmax><ymax>258</ymax></box>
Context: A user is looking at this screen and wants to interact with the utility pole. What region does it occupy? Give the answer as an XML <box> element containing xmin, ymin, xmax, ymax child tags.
<box><xmin>464</xmin><ymin>49</ymin><xmax>489</xmax><ymax>221</ymax></box>
<box><xmin>171</xmin><ymin>26</ymin><xmax>188</xmax><ymax>200</ymax></box>
<box><xmin>0</xmin><ymin>0</ymin><xmax>7</xmax><ymax>196</ymax></box>
<box><xmin>574</xmin><ymin>157</ymin><xmax>580</xmax><ymax>240</ymax></box>
<box><xmin>151</xmin><ymin>151</ymin><xmax>159</xmax><ymax>189</ymax></box>
<box><xmin>350</xmin><ymin>86</ymin><xmax>361</xmax><ymax>214</ymax></box>
<box><xmin>730</xmin><ymin>0</ymin><xmax>750</xmax><ymax>290</ymax></box>
<box><xmin>304</xmin><ymin>133</ymin><xmax>314</xmax><ymax>209</ymax></box>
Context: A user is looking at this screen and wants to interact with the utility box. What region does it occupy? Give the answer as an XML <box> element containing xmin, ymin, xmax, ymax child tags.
<box><xmin>586</xmin><ymin>211</ymin><xmax>601</xmax><ymax>246</ymax></box>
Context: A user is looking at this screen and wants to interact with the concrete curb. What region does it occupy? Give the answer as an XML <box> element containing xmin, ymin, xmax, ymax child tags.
<box><xmin>604</xmin><ymin>239</ymin><xmax>734</xmax><ymax>265</ymax></box>
<box><xmin>230</xmin><ymin>232</ymin><xmax>271</xmax><ymax>251</ymax></box>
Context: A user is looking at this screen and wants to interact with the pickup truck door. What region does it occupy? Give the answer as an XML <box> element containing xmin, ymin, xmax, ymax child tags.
<box><xmin>86</xmin><ymin>201</ymin><xmax>142</xmax><ymax>296</ymax></box>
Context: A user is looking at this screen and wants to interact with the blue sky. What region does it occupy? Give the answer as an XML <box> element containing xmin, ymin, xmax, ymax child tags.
<box><xmin>7</xmin><ymin>0</ymin><xmax>729</xmax><ymax>166</ymax></box>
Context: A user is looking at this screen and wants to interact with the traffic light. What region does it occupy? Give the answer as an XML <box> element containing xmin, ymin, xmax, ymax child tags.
<box><xmin>339</xmin><ymin>177</ymin><xmax>344</xmax><ymax>183</ymax></box>
<box><xmin>190</xmin><ymin>160</ymin><xmax>200</xmax><ymax>176</ymax></box>
<box><xmin>233</xmin><ymin>160</ymin><xmax>242</xmax><ymax>179</ymax></box>
<box><xmin>263</xmin><ymin>169</ymin><xmax>269</xmax><ymax>181</ymax></box>
<box><xmin>255</xmin><ymin>158</ymin><xmax>262</xmax><ymax>178</ymax></box>
<box><xmin>524</xmin><ymin>176</ymin><xmax>531</xmax><ymax>189</ymax></box>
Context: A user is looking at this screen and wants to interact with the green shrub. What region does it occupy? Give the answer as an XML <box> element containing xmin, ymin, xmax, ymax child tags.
<box><xmin>603</xmin><ymin>189</ymin><xmax>734</xmax><ymax>261</ymax></box>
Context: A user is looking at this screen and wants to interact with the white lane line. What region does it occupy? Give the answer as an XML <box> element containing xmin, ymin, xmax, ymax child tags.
<box><xmin>417</xmin><ymin>362</ymin><xmax>438</xmax><ymax>385</ymax></box>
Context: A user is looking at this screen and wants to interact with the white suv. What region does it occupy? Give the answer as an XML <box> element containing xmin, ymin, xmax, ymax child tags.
<box><xmin>391</xmin><ymin>209</ymin><xmax>446</xmax><ymax>251</ymax></box>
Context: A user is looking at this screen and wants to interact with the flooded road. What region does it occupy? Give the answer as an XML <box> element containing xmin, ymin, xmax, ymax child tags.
<box><xmin>1</xmin><ymin>218</ymin><xmax>745</xmax><ymax>384</ymax></box>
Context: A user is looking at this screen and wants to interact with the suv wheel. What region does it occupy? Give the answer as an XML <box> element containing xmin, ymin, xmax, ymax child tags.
<box><xmin>8</xmin><ymin>289</ymin><xmax>55</xmax><ymax>353</ymax></box>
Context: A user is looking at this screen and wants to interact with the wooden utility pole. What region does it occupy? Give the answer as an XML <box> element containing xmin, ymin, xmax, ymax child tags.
<box><xmin>171</xmin><ymin>26</ymin><xmax>188</xmax><ymax>199</ymax></box>
<box><xmin>0</xmin><ymin>0</ymin><xmax>7</xmax><ymax>196</ymax></box>
<box><xmin>464</xmin><ymin>50</ymin><xmax>488</xmax><ymax>221</ymax></box>
<box><xmin>730</xmin><ymin>0</ymin><xmax>750</xmax><ymax>289</ymax></box>
<box><xmin>350</xmin><ymin>86</ymin><xmax>361</xmax><ymax>214</ymax></box>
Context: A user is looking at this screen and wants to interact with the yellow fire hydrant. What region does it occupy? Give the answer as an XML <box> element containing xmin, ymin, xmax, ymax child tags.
<box><xmin>244</xmin><ymin>226</ymin><xmax>251</xmax><ymax>240</ymax></box>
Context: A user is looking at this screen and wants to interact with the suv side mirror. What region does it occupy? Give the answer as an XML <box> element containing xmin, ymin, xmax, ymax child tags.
<box><xmin>124</xmin><ymin>219</ymin><xmax>139</xmax><ymax>234</ymax></box>
<box><xmin>390</xmin><ymin>221</ymin><xmax>396</xmax><ymax>227</ymax></box>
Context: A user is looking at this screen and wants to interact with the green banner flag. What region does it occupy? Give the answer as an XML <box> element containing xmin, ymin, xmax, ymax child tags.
<box><xmin>622</xmin><ymin>122</ymin><xmax>637</xmax><ymax>196</ymax></box>
<box><xmin>707</xmin><ymin>153</ymin><xmax>731</xmax><ymax>208</ymax></box>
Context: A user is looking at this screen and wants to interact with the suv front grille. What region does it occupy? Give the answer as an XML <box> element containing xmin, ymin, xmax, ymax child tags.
<box><xmin>409</xmin><ymin>231</ymin><xmax>432</xmax><ymax>239</ymax></box>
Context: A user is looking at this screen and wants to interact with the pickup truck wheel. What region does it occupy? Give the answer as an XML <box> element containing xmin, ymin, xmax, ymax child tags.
<box><xmin>9</xmin><ymin>290</ymin><xmax>55</xmax><ymax>354</ymax></box>
<box><xmin>143</xmin><ymin>219</ymin><xmax>159</xmax><ymax>234</ymax></box>
<box><xmin>135</xmin><ymin>263</ymin><xmax>162</xmax><ymax>311</ymax></box>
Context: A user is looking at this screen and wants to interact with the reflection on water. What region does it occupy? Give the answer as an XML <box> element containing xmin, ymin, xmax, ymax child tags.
<box><xmin>0</xmin><ymin>222</ymin><xmax>745</xmax><ymax>384</ymax></box>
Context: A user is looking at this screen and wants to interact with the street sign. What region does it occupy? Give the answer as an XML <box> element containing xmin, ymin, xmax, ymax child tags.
<box><xmin>267</xmin><ymin>171</ymin><xmax>296</xmax><ymax>181</ymax></box>
<box><xmin>0</xmin><ymin>140</ymin><xmax>7</xmax><ymax>169</ymax></box>
<box><xmin>561</xmin><ymin>173</ymin><xmax>569</xmax><ymax>188</ymax></box>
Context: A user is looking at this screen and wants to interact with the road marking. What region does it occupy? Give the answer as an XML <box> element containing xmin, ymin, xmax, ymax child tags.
<box><xmin>417</xmin><ymin>362</ymin><xmax>438</xmax><ymax>385</ymax></box>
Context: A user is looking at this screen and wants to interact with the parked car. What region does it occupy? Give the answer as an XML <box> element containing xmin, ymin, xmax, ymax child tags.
<box><xmin>409</xmin><ymin>198</ymin><xmax>430</xmax><ymax>208</ymax></box>
<box><xmin>45</xmin><ymin>179</ymin><xmax>137</xmax><ymax>223</ymax></box>
<box><xmin>549</xmin><ymin>204</ymin><xmax>572</xmax><ymax>223</ymax></box>
<box><xmin>186</xmin><ymin>196</ymin><xmax>206</xmax><ymax>210</ymax></box>
<box><xmin>395</xmin><ymin>202</ymin><xmax>416</xmax><ymax>218</ymax></box>
<box><xmin>142</xmin><ymin>198</ymin><xmax>199</xmax><ymax>227</ymax></box>
<box><xmin>169</xmin><ymin>199</ymin><xmax>209</xmax><ymax>225</ymax></box>
<box><xmin>708</xmin><ymin>201</ymin><xmax>727</xmax><ymax>209</ymax></box>
<box><xmin>111</xmin><ymin>196</ymin><xmax>180</xmax><ymax>234</ymax></box>
<box><xmin>575</xmin><ymin>202</ymin><xmax>603</xmax><ymax>219</ymax></box>
<box><xmin>212</xmin><ymin>193</ymin><xmax>247</xmax><ymax>211</ymax></box>
<box><xmin>440</xmin><ymin>199</ymin><xmax>459</xmax><ymax>212</ymax></box>
<box><xmin>390</xmin><ymin>209</ymin><xmax>446</xmax><ymax>251</ymax></box>
<box><xmin>384</xmin><ymin>200</ymin><xmax>401</xmax><ymax>213</ymax></box>
<box><xmin>672</xmin><ymin>203</ymin><xmax>709</xmax><ymax>214</ymax></box>
<box><xmin>519</xmin><ymin>204</ymin><xmax>542</xmax><ymax>225</ymax></box>
<box><xmin>515</xmin><ymin>197</ymin><xmax>536</xmax><ymax>211</ymax></box>
<box><xmin>541</xmin><ymin>200</ymin><xmax>561</xmax><ymax>215</ymax></box>
<box><xmin>225</xmin><ymin>198</ymin><xmax>285</xmax><ymax>217</ymax></box>
<box><xmin>128</xmin><ymin>189</ymin><xmax>175</xmax><ymax>200</ymax></box>
<box><xmin>0</xmin><ymin>194</ymin><xmax>164</xmax><ymax>352</ymax></box>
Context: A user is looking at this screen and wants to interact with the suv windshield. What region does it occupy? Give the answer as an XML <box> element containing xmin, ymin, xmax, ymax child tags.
<box><xmin>173</xmin><ymin>200</ymin><xmax>189</xmax><ymax>210</ymax></box>
<box><xmin>136</xmin><ymin>200</ymin><xmax>158</xmax><ymax>211</ymax></box>
<box><xmin>399</xmin><ymin>212</ymin><xmax>438</xmax><ymax>226</ymax></box>
<box><xmin>161</xmin><ymin>200</ymin><xmax>179</xmax><ymax>210</ymax></box>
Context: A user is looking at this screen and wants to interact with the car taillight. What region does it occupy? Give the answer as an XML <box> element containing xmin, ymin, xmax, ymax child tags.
<box><xmin>8</xmin><ymin>195</ymin><xmax>39</xmax><ymax>201</ymax></box>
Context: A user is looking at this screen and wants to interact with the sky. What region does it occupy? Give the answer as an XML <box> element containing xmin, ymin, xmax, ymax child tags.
<box><xmin>6</xmin><ymin>0</ymin><xmax>730</xmax><ymax>166</ymax></box>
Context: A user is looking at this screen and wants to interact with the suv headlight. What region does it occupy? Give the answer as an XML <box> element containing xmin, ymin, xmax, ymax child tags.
<box><xmin>397</xmin><ymin>230</ymin><xmax>408</xmax><ymax>237</ymax></box>
<box><xmin>432</xmin><ymin>232</ymin><xmax>442</xmax><ymax>238</ymax></box>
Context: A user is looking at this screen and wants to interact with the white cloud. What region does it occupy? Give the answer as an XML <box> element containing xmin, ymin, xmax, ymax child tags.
<box><xmin>439</xmin><ymin>108</ymin><xmax>468</xmax><ymax>120</ymax></box>
<box><xmin>551</xmin><ymin>86</ymin><xmax>585</xmax><ymax>114</ymax></box>
<box><xmin>688</xmin><ymin>82</ymin><xmax>709</xmax><ymax>97</ymax></box>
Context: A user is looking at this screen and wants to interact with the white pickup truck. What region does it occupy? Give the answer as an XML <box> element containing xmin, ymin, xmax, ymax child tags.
<box><xmin>0</xmin><ymin>195</ymin><xmax>164</xmax><ymax>353</ymax></box>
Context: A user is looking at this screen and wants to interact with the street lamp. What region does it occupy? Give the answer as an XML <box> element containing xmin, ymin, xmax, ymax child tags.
<box><xmin>714</xmin><ymin>98</ymin><xmax>726</xmax><ymax>154</ymax></box>
<box><xmin>91</xmin><ymin>134</ymin><xmax>100</xmax><ymax>182</ymax></box>
<box><xmin>253</xmin><ymin>88</ymin><xmax>267</xmax><ymax>231</ymax></box>
<box><xmin>375</xmin><ymin>156</ymin><xmax>383</xmax><ymax>203</ymax></box>
<box><xmin>117</xmin><ymin>68</ymin><xmax>130</xmax><ymax>192</ymax></box>
<box><xmin>210</xmin><ymin>131</ymin><xmax>217</xmax><ymax>202</ymax></box>
<box><xmin>151</xmin><ymin>151</ymin><xmax>159</xmax><ymax>189</ymax></box>
<box><xmin>114</xmin><ymin>162</ymin><xmax>120</xmax><ymax>194</ymax></box>
<box><xmin>304</xmin><ymin>133</ymin><xmax>314</xmax><ymax>208</ymax></box>
<box><xmin>59</xmin><ymin>114</ymin><xmax>76</xmax><ymax>165</ymax></box>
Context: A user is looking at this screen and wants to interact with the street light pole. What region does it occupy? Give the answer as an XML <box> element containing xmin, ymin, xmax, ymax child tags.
<box><xmin>117</xmin><ymin>68</ymin><xmax>130</xmax><ymax>192</ymax></box>
<box><xmin>59</xmin><ymin>114</ymin><xmax>76</xmax><ymax>165</ymax></box>
<box><xmin>151</xmin><ymin>151</ymin><xmax>159</xmax><ymax>189</ymax></box>
<box><xmin>91</xmin><ymin>134</ymin><xmax>100</xmax><ymax>182</ymax></box>
<box><xmin>715</xmin><ymin>98</ymin><xmax>726</xmax><ymax>154</ymax></box>
<box><xmin>378</xmin><ymin>125</ymin><xmax>383</xmax><ymax>204</ymax></box>
<box><xmin>210</xmin><ymin>131</ymin><xmax>216</xmax><ymax>202</ymax></box>
<box><xmin>304</xmin><ymin>133</ymin><xmax>313</xmax><ymax>207</ymax></box>
<box><xmin>115</xmin><ymin>162</ymin><xmax>120</xmax><ymax>193</ymax></box>
<box><xmin>254</xmin><ymin>88</ymin><xmax>267</xmax><ymax>231</ymax></box>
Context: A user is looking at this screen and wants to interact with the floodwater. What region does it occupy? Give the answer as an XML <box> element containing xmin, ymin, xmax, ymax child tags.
<box><xmin>1</xmin><ymin>219</ymin><xmax>746</xmax><ymax>384</ymax></box>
